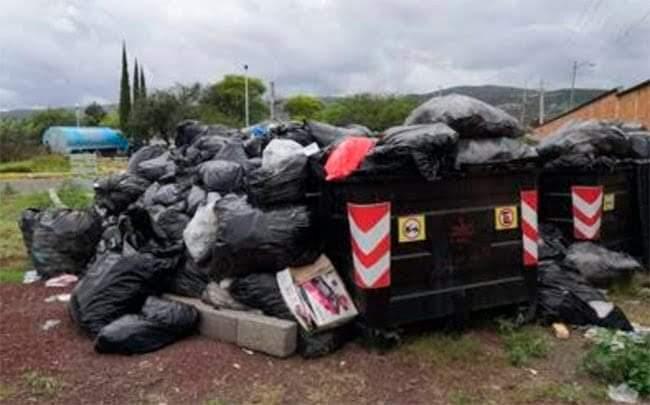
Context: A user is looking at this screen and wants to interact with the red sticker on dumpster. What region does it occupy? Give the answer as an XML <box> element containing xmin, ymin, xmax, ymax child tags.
<box><xmin>347</xmin><ymin>202</ymin><xmax>391</xmax><ymax>289</ymax></box>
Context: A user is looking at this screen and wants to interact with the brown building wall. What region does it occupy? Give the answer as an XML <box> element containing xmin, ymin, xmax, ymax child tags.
<box><xmin>535</xmin><ymin>81</ymin><xmax>650</xmax><ymax>137</ymax></box>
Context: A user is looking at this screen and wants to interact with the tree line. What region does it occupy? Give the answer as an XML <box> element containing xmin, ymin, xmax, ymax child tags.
<box><xmin>0</xmin><ymin>43</ymin><xmax>421</xmax><ymax>162</ymax></box>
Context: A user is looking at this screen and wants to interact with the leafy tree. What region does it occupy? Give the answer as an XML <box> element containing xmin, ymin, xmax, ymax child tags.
<box><xmin>118</xmin><ymin>43</ymin><xmax>131</xmax><ymax>132</ymax></box>
<box><xmin>83</xmin><ymin>102</ymin><xmax>107</xmax><ymax>126</ymax></box>
<box><xmin>30</xmin><ymin>108</ymin><xmax>77</xmax><ymax>138</ymax></box>
<box><xmin>318</xmin><ymin>94</ymin><xmax>419</xmax><ymax>131</ymax></box>
<box><xmin>133</xmin><ymin>59</ymin><xmax>140</xmax><ymax>103</ymax></box>
<box><xmin>99</xmin><ymin>111</ymin><xmax>119</xmax><ymax>128</ymax></box>
<box><xmin>285</xmin><ymin>95</ymin><xmax>324</xmax><ymax>120</ymax></box>
<box><xmin>201</xmin><ymin>74</ymin><xmax>268</xmax><ymax>126</ymax></box>
<box><xmin>140</xmin><ymin>66</ymin><xmax>147</xmax><ymax>99</ymax></box>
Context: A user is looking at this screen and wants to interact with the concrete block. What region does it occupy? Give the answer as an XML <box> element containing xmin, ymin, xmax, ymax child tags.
<box><xmin>164</xmin><ymin>294</ymin><xmax>297</xmax><ymax>358</ymax></box>
<box><xmin>236</xmin><ymin>312</ymin><xmax>297</xmax><ymax>358</ymax></box>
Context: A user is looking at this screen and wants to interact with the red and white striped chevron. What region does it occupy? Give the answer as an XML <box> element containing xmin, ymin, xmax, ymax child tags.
<box><xmin>347</xmin><ymin>202</ymin><xmax>391</xmax><ymax>289</ymax></box>
<box><xmin>520</xmin><ymin>190</ymin><xmax>539</xmax><ymax>267</ymax></box>
<box><xmin>572</xmin><ymin>186</ymin><xmax>603</xmax><ymax>240</ymax></box>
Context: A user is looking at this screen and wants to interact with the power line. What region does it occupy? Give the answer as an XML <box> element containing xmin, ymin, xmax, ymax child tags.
<box><xmin>614</xmin><ymin>7</ymin><xmax>650</xmax><ymax>43</ymax></box>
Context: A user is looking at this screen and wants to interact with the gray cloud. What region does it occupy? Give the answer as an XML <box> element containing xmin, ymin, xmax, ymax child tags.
<box><xmin>0</xmin><ymin>0</ymin><xmax>648</xmax><ymax>109</ymax></box>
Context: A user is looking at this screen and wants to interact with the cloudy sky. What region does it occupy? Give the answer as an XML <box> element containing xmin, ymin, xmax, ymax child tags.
<box><xmin>0</xmin><ymin>0</ymin><xmax>648</xmax><ymax>109</ymax></box>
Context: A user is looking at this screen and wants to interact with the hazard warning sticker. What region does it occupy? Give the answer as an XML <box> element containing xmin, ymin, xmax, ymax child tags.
<box><xmin>603</xmin><ymin>193</ymin><xmax>615</xmax><ymax>211</ymax></box>
<box><xmin>398</xmin><ymin>215</ymin><xmax>426</xmax><ymax>243</ymax></box>
<box><xmin>494</xmin><ymin>206</ymin><xmax>518</xmax><ymax>230</ymax></box>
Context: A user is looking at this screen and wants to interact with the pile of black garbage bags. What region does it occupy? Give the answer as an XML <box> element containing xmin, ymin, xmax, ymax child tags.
<box><xmin>18</xmin><ymin>94</ymin><xmax>649</xmax><ymax>357</ymax></box>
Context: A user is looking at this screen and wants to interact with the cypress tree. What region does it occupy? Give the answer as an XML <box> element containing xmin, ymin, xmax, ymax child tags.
<box><xmin>133</xmin><ymin>59</ymin><xmax>140</xmax><ymax>103</ymax></box>
<box><xmin>118</xmin><ymin>42</ymin><xmax>131</xmax><ymax>131</ymax></box>
<box><xmin>140</xmin><ymin>66</ymin><xmax>147</xmax><ymax>99</ymax></box>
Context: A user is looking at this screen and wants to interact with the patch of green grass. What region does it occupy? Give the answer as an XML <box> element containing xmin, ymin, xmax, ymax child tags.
<box><xmin>498</xmin><ymin>321</ymin><xmax>550</xmax><ymax>367</ymax></box>
<box><xmin>448</xmin><ymin>390</ymin><xmax>479</xmax><ymax>405</ymax></box>
<box><xmin>519</xmin><ymin>382</ymin><xmax>593</xmax><ymax>404</ymax></box>
<box><xmin>402</xmin><ymin>332</ymin><xmax>484</xmax><ymax>365</ymax></box>
<box><xmin>0</xmin><ymin>264</ymin><xmax>26</xmax><ymax>284</ymax></box>
<box><xmin>0</xmin><ymin>154</ymin><xmax>70</xmax><ymax>174</ymax></box>
<box><xmin>23</xmin><ymin>370</ymin><xmax>65</xmax><ymax>399</ymax></box>
<box><xmin>0</xmin><ymin>383</ymin><xmax>16</xmax><ymax>401</ymax></box>
<box><xmin>57</xmin><ymin>182</ymin><xmax>94</xmax><ymax>209</ymax></box>
<box><xmin>582</xmin><ymin>329</ymin><xmax>650</xmax><ymax>397</ymax></box>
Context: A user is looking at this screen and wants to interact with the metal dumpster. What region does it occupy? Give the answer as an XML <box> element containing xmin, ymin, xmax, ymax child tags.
<box><xmin>539</xmin><ymin>160</ymin><xmax>649</xmax><ymax>267</ymax></box>
<box><xmin>318</xmin><ymin>169</ymin><xmax>539</xmax><ymax>329</ymax></box>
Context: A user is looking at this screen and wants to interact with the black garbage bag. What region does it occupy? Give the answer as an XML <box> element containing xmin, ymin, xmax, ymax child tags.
<box><xmin>69</xmin><ymin>252</ymin><xmax>179</xmax><ymax>336</ymax></box>
<box><xmin>29</xmin><ymin>208</ymin><xmax>102</xmax><ymax>278</ymax></box>
<box><xmin>404</xmin><ymin>94</ymin><xmax>524</xmax><ymax>139</ymax></box>
<box><xmin>273</xmin><ymin>122</ymin><xmax>316</xmax><ymax>146</ymax></box>
<box><xmin>202</xmin><ymin>280</ymin><xmax>253</xmax><ymax>311</ymax></box>
<box><xmin>127</xmin><ymin>145</ymin><xmax>166</xmax><ymax>175</ymax></box>
<box><xmin>175</xmin><ymin>120</ymin><xmax>207</xmax><ymax>147</ymax></box>
<box><xmin>542</xmin><ymin>153</ymin><xmax>619</xmax><ymax>172</ymax></box>
<box><xmin>380</xmin><ymin>123</ymin><xmax>458</xmax><ymax>179</ymax></box>
<box><xmin>198</xmin><ymin>160</ymin><xmax>245</xmax><ymax>193</ymax></box>
<box><xmin>454</xmin><ymin>138</ymin><xmax>538</xmax><ymax>167</ymax></box>
<box><xmin>94</xmin><ymin>173</ymin><xmax>151</xmax><ymax>214</ymax></box>
<box><xmin>186</xmin><ymin>135</ymin><xmax>230</xmax><ymax>164</ymax></box>
<box><xmin>306</xmin><ymin>121</ymin><xmax>365</xmax><ymax>147</ymax></box>
<box><xmin>229</xmin><ymin>273</ymin><xmax>352</xmax><ymax>358</ymax></box>
<box><xmin>539</xmin><ymin>224</ymin><xmax>569</xmax><ymax>261</ymax></box>
<box><xmin>355</xmin><ymin>144</ymin><xmax>422</xmax><ymax>179</ymax></box>
<box><xmin>213</xmin><ymin>140</ymin><xmax>249</xmax><ymax>166</ymax></box>
<box><xmin>627</xmin><ymin>132</ymin><xmax>650</xmax><ymax>158</ymax></box>
<box><xmin>151</xmin><ymin>182</ymin><xmax>191</xmax><ymax>207</ymax></box>
<box><xmin>165</xmin><ymin>256</ymin><xmax>211</xmax><ymax>298</ymax></box>
<box><xmin>212</xmin><ymin>195</ymin><xmax>315</xmax><ymax>276</ymax></box>
<box><xmin>94</xmin><ymin>296</ymin><xmax>199</xmax><ymax>355</ymax></box>
<box><xmin>537</xmin><ymin>120</ymin><xmax>632</xmax><ymax>162</ymax></box>
<box><xmin>243</xmin><ymin>136</ymin><xmax>266</xmax><ymax>158</ymax></box>
<box><xmin>563</xmin><ymin>242</ymin><xmax>642</xmax><ymax>288</ymax></box>
<box><xmin>247</xmin><ymin>153</ymin><xmax>308</xmax><ymax>207</ymax></box>
<box><xmin>186</xmin><ymin>185</ymin><xmax>207</xmax><ymax>216</ymax></box>
<box><xmin>137</xmin><ymin>152</ymin><xmax>177</xmax><ymax>182</ymax></box>
<box><xmin>537</xmin><ymin>262</ymin><xmax>633</xmax><ymax>331</ymax></box>
<box><xmin>18</xmin><ymin>208</ymin><xmax>41</xmax><ymax>256</ymax></box>
<box><xmin>148</xmin><ymin>205</ymin><xmax>190</xmax><ymax>242</ymax></box>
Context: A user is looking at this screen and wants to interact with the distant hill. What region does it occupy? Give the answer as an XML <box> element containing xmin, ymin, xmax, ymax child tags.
<box><xmin>0</xmin><ymin>104</ymin><xmax>117</xmax><ymax>120</ymax></box>
<box><xmin>409</xmin><ymin>85</ymin><xmax>607</xmax><ymax>127</ymax></box>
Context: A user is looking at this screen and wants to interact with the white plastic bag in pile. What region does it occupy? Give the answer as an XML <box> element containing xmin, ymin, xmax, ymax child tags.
<box><xmin>183</xmin><ymin>193</ymin><xmax>220</xmax><ymax>262</ymax></box>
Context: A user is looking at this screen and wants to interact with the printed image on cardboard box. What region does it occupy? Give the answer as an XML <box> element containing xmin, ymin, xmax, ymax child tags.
<box><xmin>277</xmin><ymin>255</ymin><xmax>358</xmax><ymax>332</ymax></box>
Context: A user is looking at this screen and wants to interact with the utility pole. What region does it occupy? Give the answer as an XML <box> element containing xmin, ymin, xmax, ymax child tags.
<box><xmin>570</xmin><ymin>60</ymin><xmax>595</xmax><ymax>109</ymax></box>
<box><xmin>539</xmin><ymin>79</ymin><xmax>545</xmax><ymax>125</ymax></box>
<box><xmin>269</xmin><ymin>81</ymin><xmax>275</xmax><ymax>120</ymax></box>
<box><xmin>243</xmin><ymin>64</ymin><xmax>250</xmax><ymax>127</ymax></box>
<box><xmin>75</xmin><ymin>103</ymin><xmax>81</xmax><ymax>127</ymax></box>
<box><xmin>520</xmin><ymin>83</ymin><xmax>528</xmax><ymax>124</ymax></box>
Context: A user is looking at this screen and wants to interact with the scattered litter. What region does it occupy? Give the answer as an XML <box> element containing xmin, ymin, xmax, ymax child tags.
<box><xmin>233</xmin><ymin>363</ymin><xmax>241</xmax><ymax>370</ymax></box>
<box><xmin>44</xmin><ymin>294</ymin><xmax>71</xmax><ymax>303</ymax></box>
<box><xmin>22</xmin><ymin>270</ymin><xmax>40</xmax><ymax>284</ymax></box>
<box><xmin>42</xmin><ymin>319</ymin><xmax>61</xmax><ymax>331</ymax></box>
<box><xmin>608</xmin><ymin>383</ymin><xmax>639</xmax><ymax>404</ymax></box>
<box><xmin>45</xmin><ymin>274</ymin><xmax>79</xmax><ymax>288</ymax></box>
<box><xmin>526</xmin><ymin>368</ymin><xmax>538</xmax><ymax>376</ymax></box>
<box><xmin>551</xmin><ymin>323</ymin><xmax>570</xmax><ymax>339</ymax></box>
<box><xmin>242</xmin><ymin>348</ymin><xmax>254</xmax><ymax>355</ymax></box>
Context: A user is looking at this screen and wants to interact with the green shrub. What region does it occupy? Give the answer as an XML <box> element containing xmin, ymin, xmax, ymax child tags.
<box><xmin>499</xmin><ymin>320</ymin><xmax>550</xmax><ymax>367</ymax></box>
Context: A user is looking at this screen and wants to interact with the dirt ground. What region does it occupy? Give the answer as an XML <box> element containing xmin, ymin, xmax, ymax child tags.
<box><xmin>3</xmin><ymin>281</ymin><xmax>648</xmax><ymax>405</ymax></box>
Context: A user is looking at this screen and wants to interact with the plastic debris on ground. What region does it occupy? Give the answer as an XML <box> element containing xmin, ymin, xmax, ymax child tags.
<box><xmin>45</xmin><ymin>274</ymin><xmax>79</xmax><ymax>288</ymax></box>
<box><xmin>22</xmin><ymin>270</ymin><xmax>40</xmax><ymax>284</ymax></box>
<box><xmin>202</xmin><ymin>279</ymin><xmax>254</xmax><ymax>311</ymax></box>
<box><xmin>42</xmin><ymin>319</ymin><xmax>61</xmax><ymax>331</ymax></box>
<box><xmin>562</xmin><ymin>242</ymin><xmax>642</xmax><ymax>288</ymax></box>
<box><xmin>44</xmin><ymin>294</ymin><xmax>71</xmax><ymax>303</ymax></box>
<box><xmin>608</xmin><ymin>384</ymin><xmax>639</xmax><ymax>404</ymax></box>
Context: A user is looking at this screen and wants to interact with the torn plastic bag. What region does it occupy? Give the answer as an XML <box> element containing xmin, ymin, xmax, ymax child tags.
<box><xmin>537</xmin><ymin>262</ymin><xmax>633</xmax><ymax>331</ymax></box>
<box><xmin>202</xmin><ymin>280</ymin><xmax>253</xmax><ymax>311</ymax></box>
<box><xmin>186</xmin><ymin>185</ymin><xmax>207</xmax><ymax>216</ymax></box>
<box><xmin>229</xmin><ymin>273</ymin><xmax>351</xmax><ymax>358</ymax></box>
<box><xmin>19</xmin><ymin>208</ymin><xmax>41</xmax><ymax>256</ymax></box>
<box><xmin>175</xmin><ymin>120</ymin><xmax>207</xmax><ymax>147</ymax></box>
<box><xmin>94</xmin><ymin>173</ymin><xmax>151</xmax><ymax>214</ymax></box>
<box><xmin>127</xmin><ymin>145</ymin><xmax>166</xmax><ymax>175</ymax></box>
<box><xmin>455</xmin><ymin>138</ymin><xmax>538</xmax><ymax>167</ymax></box>
<box><xmin>404</xmin><ymin>94</ymin><xmax>524</xmax><ymax>139</ymax></box>
<box><xmin>198</xmin><ymin>160</ymin><xmax>245</xmax><ymax>193</ymax></box>
<box><xmin>262</xmin><ymin>139</ymin><xmax>304</xmax><ymax>168</ymax></box>
<box><xmin>539</xmin><ymin>224</ymin><xmax>569</xmax><ymax>261</ymax></box>
<box><xmin>94</xmin><ymin>297</ymin><xmax>199</xmax><ymax>355</ymax></box>
<box><xmin>537</xmin><ymin>120</ymin><xmax>631</xmax><ymax>161</ymax></box>
<box><xmin>69</xmin><ymin>252</ymin><xmax>179</xmax><ymax>335</ymax></box>
<box><xmin>563</xmin><ymin>242</ymin><xmax>642</xmax><ymax>288</ymax></box>
<box><xmin>183</xmin><ymin>193</ymin><xmax>220</xmax><ymax>263</ymax></box>
<box><xmin>325</xmin><ymin>137</ymin><xmax>376</xmax><ymax>181</ymax></box>
<box><xmin>29</xmin><ymin>208</ymin><xmax>103</xmax><ymax>278</ymax></box>
<box><xmin>165</xmin><ymin>255</ymin><xmax>211</xmax><ymax>298</ymax></box>
<box><xmin>137</xmin><ymin>152</ymin><xmax>177</xmax><ymax>182</ymax></box>
<box><xmin>247</xmin><ymin>153</ymin><xmax>308</xmax><ymax>207</ymax></box>
<box><xmin>307</xmin><ymin>121</ymin><xmax>365</xmax><ymax>147</ymax></box>
<box><xmin>212</xmin><ymin>195</ymin><xmax>315</xmax><ymax>276</ymax></box>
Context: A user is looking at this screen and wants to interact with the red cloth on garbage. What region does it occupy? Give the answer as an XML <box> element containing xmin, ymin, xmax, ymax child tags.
<box><xmin>325</xmin><ymin>137</ymin><xmax>376</xmax><ymax>181</ymax></box>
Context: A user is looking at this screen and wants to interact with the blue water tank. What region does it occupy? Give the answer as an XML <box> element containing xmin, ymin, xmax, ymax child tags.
<box><xmin>42</xmin><ymin>127</ymin><xmax>129</xmax><ymax>154</ymax></box>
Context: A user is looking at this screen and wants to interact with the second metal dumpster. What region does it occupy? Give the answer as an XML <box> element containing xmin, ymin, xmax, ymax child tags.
<box><xmin>318</xmin><ymin>169</ymin><xmax>539</xmax><ymax>329</ymax></box>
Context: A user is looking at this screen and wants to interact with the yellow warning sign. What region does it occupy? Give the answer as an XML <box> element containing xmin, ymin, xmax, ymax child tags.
<box><xmin>398</xmin><ymin>215</ymin><xmax>426</xmax><ymax>243</ymax></box>
<box><xmin>495</xmin><ymin>206</ymin><xmax>518</xmax><ymax>230</ymax></box>
<box><xmin>603</xmin><ymin>193</ymin><xmax>615</xmax><ymax>211</ymax></box>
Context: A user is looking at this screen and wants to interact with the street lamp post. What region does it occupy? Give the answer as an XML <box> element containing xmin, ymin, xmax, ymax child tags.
<box><xmin>570</xmin><ymin>61</ymin><xmax>596</xmax><ymax>109</ymax></box>
<box><xmin>244</xmin><ymin>64</ymin><xmax>250</xmax><ymax>127</ymax></box>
